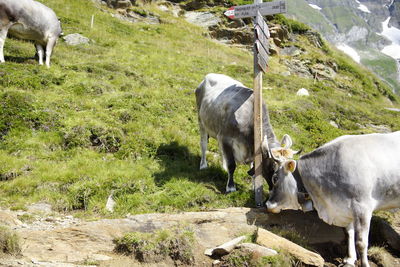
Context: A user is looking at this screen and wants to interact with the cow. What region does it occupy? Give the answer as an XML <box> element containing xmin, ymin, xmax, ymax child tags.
<box><xmin>0</xmin><ymin>0</ymin><xmax>62</xmax><ymax>67</ymax></box>
<box><xmin>195</xmin><ymin>73</ymin><xmax>296</xmax><ymax>193</ymax></box>
<box><xmin>266</xmin><ymin>132</ymin><xmax>400</xmax><ymax>267</ymax></box>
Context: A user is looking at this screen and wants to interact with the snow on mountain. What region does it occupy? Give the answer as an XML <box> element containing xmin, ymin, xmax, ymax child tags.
<box><xmin>309</xmin><ymin>4</ymin><xmax>322</xmax><ymax>10</ymax></box>
<box><xmin>337</xmin><ymin>43</ymin><xmax>361</xmax><ymax>63</ymax></box>
<box><xmin>381</xmin><ymin>17</ymin><xmax>400</xmax><ymax>59</ymax></box>
<box><xmin>355</xmin><ymin>0</ymin><xmax>371</xmax><ymax>13</ymax></box>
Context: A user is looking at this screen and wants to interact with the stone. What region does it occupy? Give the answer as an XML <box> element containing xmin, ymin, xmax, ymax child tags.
<box><xmin>105</xmin><ymin>193</ymin><xmax>116</xmax><ymax>212</ymax></box>
<box><xmin>236</xmin><ymin>242</ymin><xmax>277</xmax><ymax>257</ymax></box>
<box><xmin>385</xmin><ymin>107</ymin><xmax>400</xmax><ymax>112</ymax></box>
<box><xmin>63</xmin><ymin>33</ymin><xmax>90</xmax><ymax>46</ymax></box>
<box><xmin>256</xmin><ymin>228</ymin><xmax>325</xmax><ymax>266</ymax></box>
<box><xmin>207</xmin><ymin>235</ymin><xmax>246</xmax><ymax>256</ymax></box>
<box><xmin>27</xmin><ymin>203</ymin><xmax>52</xmax><ymax>214</ymax></box>
<box><xmin>184</xmin><ymin>12</ymin><xmax>221</xmax><ymax>28</ymax></box>
<box><xmin>329</xmin><ymin>121</ymin><xmax>339</xmax><ymax>128</ymax></box>
<box><xmin>296</xmin><ymin>88</ymin><xmax>309</xmax><ymax>96</ymax></box>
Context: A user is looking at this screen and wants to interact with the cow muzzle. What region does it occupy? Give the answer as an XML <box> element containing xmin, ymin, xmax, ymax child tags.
<box><xmin>265</xmin><ymin>201</ymin><xmax>281</xmax><ymax>213</ymax></box>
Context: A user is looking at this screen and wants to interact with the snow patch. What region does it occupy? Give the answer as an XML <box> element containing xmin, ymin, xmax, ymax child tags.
<box><xmin>354</xmin><ymin>0</ymin><xmax>371</xmax><ymax>13</ymax></box>
<box><xmin>380</xmin><ymin>17</ymin><xmax>400</xmax><ymax>59</ymax></box>
<box><xmin>357</xmin><ymin>4</ymin><xmax>371</xmax><ymax>13</ymax></box>
<box><xmin>308</xmin><ymin>4</ymin><xmax>322</xmax><ymax>10</ymax></box>
<box><xmin>336</xmin><ymin>43</ymin><xmax>361</xmax><ymax>63</ymax></box>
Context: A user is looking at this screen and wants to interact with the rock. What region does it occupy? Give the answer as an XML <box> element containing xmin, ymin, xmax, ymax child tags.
<box><xmin>63</xmin><ymin>33</ymin><xmax>90</xmax><ymax>46</ymax></box>
<box><xmin>281</xmin><ymin>46</ymin><xmax>302</xmax><ymax>57</ymax></box>
<box><xmin>256</xmin><ymin>228</ymin><xmax>324</xmax><ymax>266</ymax></box>
<box><xmin>0</xmin><ymin>210</ymin><xmax>22</xmax><ymax>227</ymax></box>
<box><xmin>236</xmin><ymin>243</ymin><xmax>277</xmax><ymax>257</ymax></box>
<box><xmin>206</xmin><ymin>235</ymin><xmax>246</xmax><ymax>256</ymax></box>
<box><xmin>281</xmin><ymin>71</ymin><xmax>291</xmax><ymax>76</ymax></box>
<box><xmin>212</xmin><ymin>259</ymin><xmax>221</xmax><ymax>266</ymax></box>
<box><xmin>115</xmin><ymin>0</ymin><xmax>131</xmax><ymax>9</ymax></box>
<box><xmin>311</xmin><ymin>63</ymin><xmax>336</xmax><ymax>80</ymax></box>
<box><xmin>366</xmin><ymin>124</ymin><xmax>391</xmax><ymax>133</ymax></box>
<box><xmin>27</xmin><ymin>203</ymin><xmax>52</xmax><ymax>214</ymax></box>
<box><xmin>105</xmin><ymin>193</ymin><xmax>116</xmax><ymax>212</ymax></box>
<box><xmin>329</xmin><ymin>121</ymin><xmax>339</xmax><ymax>128</ymax></box>
<box><xmin>184</xmin><ymin>12</ymin><xmax>221</xmax><ymax>28</ymax></box>
<box><xmin>296</xmin><ymin>88</ymin><xmax>309</xmax><ymax>96</ymax></box>
<box><xmin>385</xmin><ymin>107</ymin><xmax>400</xmax><ymax>112</ymax></box>
<box><xmin>91</xmin><ymin>253</ymin><xmax>112</xmax><ymax>261</ymax></box>
<box><xmin>210</xmin><ymin>26</ymin><xmax>253</xmax><ymax>45</ymax></box>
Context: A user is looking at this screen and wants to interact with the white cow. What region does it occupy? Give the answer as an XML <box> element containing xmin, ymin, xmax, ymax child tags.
<box><xmin>0</xmin><ymin>0</ymin><xmax>62</xmax><ymax>67</ymax></box>
<box><xmin>266</xmin><ymin>132</ymin><xmax>400</xmax><ymax>267</ymax></box>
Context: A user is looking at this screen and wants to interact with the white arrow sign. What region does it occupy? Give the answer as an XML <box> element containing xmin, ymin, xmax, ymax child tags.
<box><xmin>224</xmin><ymin>0</ymin><xmax>286</xmax><ymax>19</ymax></box>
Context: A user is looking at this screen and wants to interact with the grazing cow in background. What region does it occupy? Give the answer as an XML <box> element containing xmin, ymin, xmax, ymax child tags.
<box><xmin>266</xmin><ymin>132</ymin><xmax>400</xmax><ymax>267</ymax></box>
<box><xmin>0</xmin><ymin>0</ymin><xmax>62</xmax><ymax>67</ymax></box>
<box><xmin>195</xmin><ymin>73</ymin><xmax>296</xmax><ymax>193</ymax></box>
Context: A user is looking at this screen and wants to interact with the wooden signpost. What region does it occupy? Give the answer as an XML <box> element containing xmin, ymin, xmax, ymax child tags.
<box><xmin>225</xmin><ymin>0</ymin><xmax>286</xmax><ymax>207</ymax></box>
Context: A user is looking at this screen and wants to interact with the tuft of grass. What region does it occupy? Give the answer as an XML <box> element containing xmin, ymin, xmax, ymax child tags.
<box><xmin>114</xmin><ymin>226</ymin><xmax>195</xmax><ymax>265</ymax></box>
<box><xmin>368</xmin><ymin>246</ymin><xmax>397</xmax><ymax>267</ymax></box>
<box><xmin>0</xmin><ymin>226</ymin><xmax>21</xmax><ymax>256</ymax></box>
<box><xmin>221</xmin><ymin>248</ymin><xmax>294</xmax><ymax>267</ymax></box>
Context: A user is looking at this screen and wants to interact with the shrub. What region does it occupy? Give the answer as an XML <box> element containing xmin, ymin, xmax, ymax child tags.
<box><xmin>0</xmin><ymin>226</ymin><xmax>21</xmax><ymax>255</ymax></box>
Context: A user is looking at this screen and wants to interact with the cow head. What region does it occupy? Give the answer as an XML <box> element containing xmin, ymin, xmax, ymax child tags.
<box><xmin>265</xmin><ymin>159</ymin><xmax>302</xmax><ymax>213</ymax></box>
<box><xmin>261</xmin><ymin>134</ymin><xmax>298</xmax><ymax>189</ymax></box>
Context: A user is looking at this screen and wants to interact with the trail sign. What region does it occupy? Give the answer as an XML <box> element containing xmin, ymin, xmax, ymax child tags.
<box><xmin>223</xmin><ymin>1</ymin><xmax>287</xmax><ymax>208</ymax></box>
<box><xmin>224</xmin><ymin>0</ymin><xmax>286</xmax><ymax>19</ymax></box>
<box><xmin>254</xmin><ymin>11</ymin><xmax>269</xmax><ymax>73</ymax></box>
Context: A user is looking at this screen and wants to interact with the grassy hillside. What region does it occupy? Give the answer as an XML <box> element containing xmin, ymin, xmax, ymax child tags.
<box><xmin>0</xmin><ymin>0</ymin><xmax>399</xmax><ymax>217</ymax></box>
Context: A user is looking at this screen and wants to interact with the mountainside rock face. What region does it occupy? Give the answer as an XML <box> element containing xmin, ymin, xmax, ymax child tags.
<box><xmin>286</xmin><ymin>0</ymin><xmax>400</xmax><ymax>92</ymax></box>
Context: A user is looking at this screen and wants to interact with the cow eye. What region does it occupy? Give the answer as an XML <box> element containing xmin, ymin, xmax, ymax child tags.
<box><xmin>272</xmin><ymin>174</ymin><xmax>279</xmax><ymax>185</ymax></box>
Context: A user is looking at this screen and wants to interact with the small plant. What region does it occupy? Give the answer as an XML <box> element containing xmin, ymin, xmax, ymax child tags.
<box><xmin>368</xmin><ymin>246</ymin><xmax>396</xmax><ymax>267</ymax></box>
<box><xmin>114</xmin><ymin>226</ymin><xmax>195</xmax><ymax>265</ymax></box>
<box><xmin>0</xmin><ymin>226</ymin><xmax>21</xmax><ymax>255</ymax></box>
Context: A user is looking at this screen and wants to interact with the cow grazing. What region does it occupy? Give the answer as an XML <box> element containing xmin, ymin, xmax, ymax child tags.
<box><xmin>195</xmin><ymin>73</ymin><xmax>295</xmax><ymax>193</ymax></box>
<box><xmin>266</xmin><ymin>132</ymin><xmax>400</xmax><ymax>267</ymax></box>
<box><xmin>0</xmin><ymin>0</ymin><xmax>62</xmax><ymax>67</ymax></box>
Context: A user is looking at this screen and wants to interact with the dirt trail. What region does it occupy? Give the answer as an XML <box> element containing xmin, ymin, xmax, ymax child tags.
<box><xmin>0</xmin><ymin>205</ymin><xmax>399</xmax><ymax>266</ymax></box>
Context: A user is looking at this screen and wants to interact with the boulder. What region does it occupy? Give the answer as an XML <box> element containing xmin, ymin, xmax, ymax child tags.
<box><xmin>184</xmin><ymin>12</ymin><xmax>221</xmax><ymax>28</ymax></box>
<box><xmin>296</xmin><ymin>88</ymin><xmax>310</xmax><ymax>96</ymax></box>
<box><xmin>236</xmin><ymin>243</ymin><xmax>277</xmax><ymax>257</ymax></box>
<box><xmin>63</xmin><ymin>33</ymin><xmax>90</xmax><ymax>46</ymax></box>
<box><xmin>256</xmin><ymin>228</ymin><xmax>325</xmax><ymax>266</ymax></box>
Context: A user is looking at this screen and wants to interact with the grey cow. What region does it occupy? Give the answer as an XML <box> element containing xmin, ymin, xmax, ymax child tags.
<box><xmin>0</xmin><ymin>0</ymin><xmax>62</xmax><ymax>67</ymax></box>
<box><xmin>195</xmin><ymin>73</ymin><xmax>295</xmax><ymax>193</ymax></box>
<box><xmin>266</xmin><ymin>132</ymin><xmax>400</xmax><ymax>267</ymax></box>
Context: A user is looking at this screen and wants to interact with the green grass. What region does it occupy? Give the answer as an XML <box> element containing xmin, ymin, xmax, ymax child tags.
<box><xmin>114</xmin><ymin>226</ymin><xmax>195</xmax><ymax>264</ymax></box>
<box><xmin>0</xmin><ymin>0</ymin><xmax>399</xmax><ymax>217</ymax></box>
<box><xmin>0</xmin><ymin>226</ymin><xmax>21</xmax><ymax>255</ymax></box>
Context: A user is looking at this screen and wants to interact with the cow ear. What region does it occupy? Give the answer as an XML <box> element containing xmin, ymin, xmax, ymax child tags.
<box><xmin>284</xmin><ymin>160</ymin><xmax>296</xmax><ymax>173</ymax></box>
<box><xmin>271</xmin><ymin>147</ymin><xmax>284</xmax><ymax>162</ymax></box>
<box><xmin>281</xmin><ymin>134</ymin><xmax>292</xmax><ymax>149</ymax></box>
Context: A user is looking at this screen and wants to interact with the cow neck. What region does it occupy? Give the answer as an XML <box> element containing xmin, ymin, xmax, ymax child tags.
<box><xmin>292</xmin><ymin>164</ymin><xmax>310</xmax><ymax>204</ymax></box>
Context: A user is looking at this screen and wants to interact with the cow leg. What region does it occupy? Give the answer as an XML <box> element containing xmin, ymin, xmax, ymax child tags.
<box><xmin>344</xmin><ymin>222</ymin><xmax>357</xmax><ymax>266</ymax></box>
<box><xmin>354</xmin><ymin>211</ymin><xmax>372</xmax><ymax>267</ymax></box>
<box><xmin>199</xmin><ymin>125</ymin><xmax>208</xmax><ymax>170</ymax></box>
<box><xmin>35</xmin><ymin>44</ymin><xmax>44</xmax><ymax>65</ymax></box>
<box><xmin>0</xmin><ymin>27</ymin><xmax>10</xmax><ymax>63</ymax></box>
<box><xmin>220</xmin><ymin>140</ymin><xmax>236</xmax><ymax>193</ymax></box>
<box><xmin>45</xmin><ymin>37</ymin><xmax>57</xmax><ymax>68</ymax></box>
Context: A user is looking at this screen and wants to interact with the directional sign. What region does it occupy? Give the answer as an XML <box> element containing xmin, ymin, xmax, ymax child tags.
<box><xmin>224</xmin><ymin>0</ymin><xmax>286</xmax><ymax>19</ymax></box>
<box><xmin>255</xmin><ymin>11</ymin><xmax>269</xmax><ymax>55</ymax></box>
<box><xmin>255</xmin><ymin>40</ymin><xmax>268</xmax><ymax>72</ymax></box>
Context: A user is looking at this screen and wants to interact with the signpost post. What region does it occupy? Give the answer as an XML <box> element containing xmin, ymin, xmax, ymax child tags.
<box><xmin>225</xmin><ymin>0</ymin><xmax>286</xmax><ymax>207</ymax></box>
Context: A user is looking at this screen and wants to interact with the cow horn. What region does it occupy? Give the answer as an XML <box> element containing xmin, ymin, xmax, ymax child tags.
<box><xmin>270</xmin><ymin>147</ymin><xmax>285</xmax><ymax>163</ymax></box>
<box><xmin>281</xmin><ymin>134</ymin><xmax>293</xmax><ymax>149</ymax></box>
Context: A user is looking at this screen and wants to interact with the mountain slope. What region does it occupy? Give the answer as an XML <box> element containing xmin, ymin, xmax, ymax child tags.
<box><xmin>0</xmin><ymin>0</ymin><xmax>399</xmax><ymax>217</ymax></box>
<box><xmin>286</xmin><ymin>0</ymin><xmax>400</xmax><ymax>93</ymax></box>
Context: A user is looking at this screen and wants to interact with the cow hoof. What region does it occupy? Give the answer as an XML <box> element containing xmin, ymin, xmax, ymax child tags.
<box><xmin>199</xmin><ymin>164</ymin><xmax>208</xmax><ymax>170</ymax></box>
<box><xmin>226</xmin><ymin>186</ymin><xmax>236</xmax><ymax>193</ymax></box>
